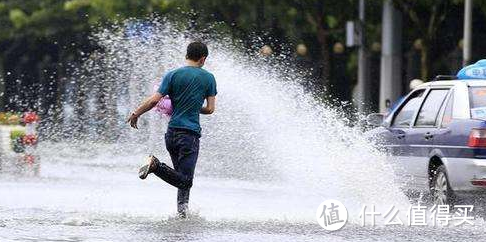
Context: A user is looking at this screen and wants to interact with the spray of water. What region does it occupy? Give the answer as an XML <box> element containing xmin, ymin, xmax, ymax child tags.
<box><xmin>36</xmin><ymin>18</ymin><xmax>409</xmax><ymax>223</ymax></box>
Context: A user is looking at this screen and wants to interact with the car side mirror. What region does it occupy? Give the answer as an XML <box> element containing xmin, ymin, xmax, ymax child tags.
<box><xmin>366</xmin><ymin>113</ymin><xmax>385</xmax><ymax>127</ymax></box>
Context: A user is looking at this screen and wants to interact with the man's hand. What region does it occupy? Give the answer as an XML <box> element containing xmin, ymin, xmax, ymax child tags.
<box><xmin>127</xmin><ymin>93</ymin><xmax>163</xmax><ymax>130</ymax></box>
<box><xmin>201</xmin><ymin>96</ymin><xmax>216</xmax><ymax>114</ymax></box>
<box><xmin>127</xmin><ymin>113</ymin><xmax>139</xmax><ymax>129</ymax></box>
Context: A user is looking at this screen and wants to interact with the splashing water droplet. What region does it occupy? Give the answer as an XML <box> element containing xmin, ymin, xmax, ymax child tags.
<box><xmin>40</xmin><ymin>17</ymin><xmax>409</xmax><ymax>222</ymax></box>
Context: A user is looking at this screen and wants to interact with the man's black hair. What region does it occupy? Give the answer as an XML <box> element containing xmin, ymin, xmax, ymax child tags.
<box><xmin>186</xmin><ymin>41</ymin><xmax>208</xmax><ymax>61</ymax></box>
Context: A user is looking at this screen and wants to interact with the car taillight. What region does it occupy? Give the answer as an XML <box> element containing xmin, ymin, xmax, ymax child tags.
<box><xmin>468</xmin><ymin>129</ymin><xmax>486</xmax><ymax>147</ymax></box>
<box><xmin>471</xmin><ymin>179</ymin><xmax>486</xmax><ymax>186</ymax></box>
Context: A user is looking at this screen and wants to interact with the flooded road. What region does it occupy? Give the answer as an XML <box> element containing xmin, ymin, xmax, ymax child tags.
<box><xmin>1</xmin><ymin>149</ymin><xmax>486</xmax><ymax>242</ymax></box>
<box><xmin>1</xmin><ymin>20</ymin><xmax>485</xmax><ymax>242</ymax></box>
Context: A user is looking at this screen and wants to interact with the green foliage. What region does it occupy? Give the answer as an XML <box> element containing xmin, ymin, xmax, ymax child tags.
<box><xmin>326</xmin><ymin>16</ymin><xmax>338</xmax><ymax>29</ymax></box>
<box><xmin>9</xmin><ymin>8</ymin><xmax>28</xmax><ymax>28</ymax></box>
<box><xmin>10</xmin><ymin>129</ymin><xmax>25</xmax><ymax>153</ymax></box>
<box><xmin>10</xmin><ymin>129</ymin><xmax>25</xmax><ymax>140</ymax></box>
<box><xmin>0</xmin><ymin>0</ymin><xmax>486</xmax><ymax>113</ymax></box>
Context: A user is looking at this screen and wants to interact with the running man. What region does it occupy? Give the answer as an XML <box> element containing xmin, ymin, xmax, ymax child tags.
<box><xmin>127</xmin><ymin>41</ymin><xmax>217</xmax><ymax>217</ymax></box>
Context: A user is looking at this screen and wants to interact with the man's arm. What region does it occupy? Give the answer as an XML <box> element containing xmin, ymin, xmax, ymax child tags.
<box><xmin>127</xmin><ymin>93</ymin><xmax>163</xmax><ymax>129</ymax></box>
<box><xmin>200</xmin><ymin>96</ymin><xmax>216</xmax><ymax>115</ymax></box>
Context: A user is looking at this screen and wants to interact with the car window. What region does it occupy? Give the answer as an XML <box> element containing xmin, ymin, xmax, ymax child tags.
<box><xmin>469</xmin><ymin>87</ymin><xmax>486</xmax><ymax>120</ymax></box>
<box><xmin>415</xmin><ymin>89</ymin><xmax>449</xmax><ymax>127</ymax></box>
<box><xmin>392</xmin><ymin>89</ymin><xmax>425</xmax><ymax>127</ymax></box>
<box><xmin>441</xmin><ymin>92</ymin><xmax>454</xmax><ymax>127</ymax></box>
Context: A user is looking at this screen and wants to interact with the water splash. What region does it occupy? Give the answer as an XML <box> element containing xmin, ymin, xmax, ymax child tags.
<box><xmin>38</xmin><ymin>17</ymin><xmax>409</xmax><ymax>222</ymax></box>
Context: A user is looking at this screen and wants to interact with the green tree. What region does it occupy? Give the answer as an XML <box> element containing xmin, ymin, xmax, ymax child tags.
<box><xmin>393</xmin><ymin>0</ymin><xmax>453</xmax><ymax>81</ymax></box>
<box><xmin>179</xmin><ymin>0</ymin><xmax>360</xmax><ymax>87</ymax></box>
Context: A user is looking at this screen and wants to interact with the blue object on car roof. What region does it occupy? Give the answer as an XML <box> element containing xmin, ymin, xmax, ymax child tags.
<box><xmin>457</xmin><ymin>59</ymin><xmax>486</xmax><ymax>79</ymax></box>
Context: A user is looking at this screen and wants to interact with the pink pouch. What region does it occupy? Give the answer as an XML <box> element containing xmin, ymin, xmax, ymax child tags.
<box><xmin>153</xmin><ymin>83</ymin><xmax>173</xmax><ymax>117</ymax></box>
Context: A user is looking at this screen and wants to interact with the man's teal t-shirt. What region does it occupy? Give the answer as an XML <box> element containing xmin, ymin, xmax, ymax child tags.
<box><xmin>157</xmin><ymin>66</ymin><xmax>217</xmax><ymax>135</ymax></box>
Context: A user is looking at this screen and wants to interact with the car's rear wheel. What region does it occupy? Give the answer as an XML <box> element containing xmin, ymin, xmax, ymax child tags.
<box><xmin>431</xmin><ymin>165</ymin><xmax>455</xmax><ymax>205</ymax></box>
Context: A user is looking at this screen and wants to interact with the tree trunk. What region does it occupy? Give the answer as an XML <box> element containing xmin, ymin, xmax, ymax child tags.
<box><xmin>256</xmin><ymin>0</ymin><xmax>264</xmax><ymax>31</ymax></box>
<box><xmin>316</xmin><ymin>25</ymin><xmax>330</xmax><ymax>87</ymax></box>
<box><xmin>73</xmin><ymin>74</ymin><xmax>88</xmax><ymax>139</ymax></box>
<box><xmin>51</xmin><ymin>51</ymin><xmax>66</xmax><ymax>141</ymax></box>
<box><xmin>420</xmin><ymin>44</ymin><xmax>428</xmax><ymax>81</ymax></box>
<box><xmin>308</xmin><ymin>11</ymin><xmax>330</xmax><ymax>88</ymax></box>
<box><xmin>0</xmin><ymin>57</ymin><xmax>4</xmax><ymax>112</ymax></box>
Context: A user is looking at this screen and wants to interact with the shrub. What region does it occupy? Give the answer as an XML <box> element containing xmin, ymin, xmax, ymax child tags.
<box><xmin>10</xmin><ymin>129</ymin><xmax>26</xmax><ymax>140</ymax></box>
<box><xmin>10</xmin><ymin>129</ymin><xmax>26</xmax><ymax>153</ymax></box>
<box><xmin>0</xmin><ymin>112</ymin><xmax>21</xmax><ymax>125</ymax></box>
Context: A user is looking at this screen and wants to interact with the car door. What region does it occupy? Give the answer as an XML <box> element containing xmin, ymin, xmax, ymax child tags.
<box><xmin>405</xmin><ymin>88</ymin><xmax>450</xmax><ymax>189</ymax></box>
<box><xmin>385</xmin><ymin>88</ymin><xmax>427</xmax><ymax>186</ymax></box>
<box><xmin>434</xmin><ymin>90</ymin><xmax>455</xmax><ymax>152</ymax></box>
